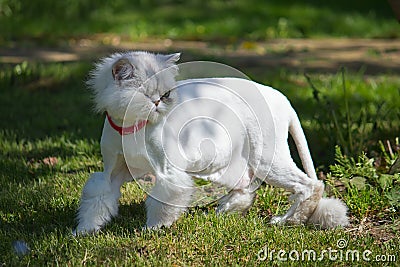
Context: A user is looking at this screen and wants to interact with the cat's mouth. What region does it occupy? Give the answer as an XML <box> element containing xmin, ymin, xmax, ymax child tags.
<box><xmin>147</xmin><ymin>106</ymin><xmax>162</xmax><ymax>123</ymax></box>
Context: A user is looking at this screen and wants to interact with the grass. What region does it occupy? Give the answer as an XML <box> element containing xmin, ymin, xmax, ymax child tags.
<box><xmin>0</xmin><ymin>61</ymin><xmax>399</xmax><ymax>265</ymax></box>
<box><xmin>1</xmin><ymin>0</ymin><xmax>399</xmax><ymax>45</ymax></box>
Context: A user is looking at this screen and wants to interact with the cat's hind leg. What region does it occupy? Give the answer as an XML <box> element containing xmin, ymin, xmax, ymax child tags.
<box><xmin>145</xmin><ymin>171</ymin><xmax>194</xmax><ymax>229</ymax></box>
<box><xmin>266</xmin><ymin>163</ymin><xmax>322</xmax><ymax>226</ymax></box>
<box><xmin>266</xmin><ymin>163</ymin><xmax>349</xmax><ymax>228</ymax></box>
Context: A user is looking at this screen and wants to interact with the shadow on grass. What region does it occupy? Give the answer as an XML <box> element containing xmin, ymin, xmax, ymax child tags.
<box><xmin>0</xmin><ymin>61</ymin><xmax>103</xmax><ymax>141</ymax></box>
<box><xmin>105</xmin><ymin>203</ymin><xmax>147</xmax><ymax>233</ymax></box>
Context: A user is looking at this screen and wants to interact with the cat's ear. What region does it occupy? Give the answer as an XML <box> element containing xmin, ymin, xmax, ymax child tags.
<box><xmin>164</xmin><ymin>53</ymin><xmax>181</xmax><ymax>65</ymax></box>
<box><xmin>112</xmin><ymin>58</ymin><xmax>135</xmax><ymax>81</ymax></box>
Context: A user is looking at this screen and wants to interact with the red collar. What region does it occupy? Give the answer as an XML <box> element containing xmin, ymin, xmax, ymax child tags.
<box><xmin>106</xmin><ymin>112</ymin><xmax>148</xmax><ymax>135</ymax></box>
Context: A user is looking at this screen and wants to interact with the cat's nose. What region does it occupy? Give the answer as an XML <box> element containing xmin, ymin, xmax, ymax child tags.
<box><xmin>154</xmin><ymin>100</ymin><xmax>160</xmax><ymax>107</ymax></box>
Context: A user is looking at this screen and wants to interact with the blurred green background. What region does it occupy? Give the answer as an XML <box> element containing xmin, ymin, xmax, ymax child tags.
<box><xmin>1</xmin><ymin>0</ymin><xmax>399</xmax><ymax>43</ymax></box>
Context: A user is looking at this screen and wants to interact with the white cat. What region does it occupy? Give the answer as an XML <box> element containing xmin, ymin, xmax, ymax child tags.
<box><xmin>74</xmin><ymin>51</ymin><xmax>349</xmax><ymax>235</ymax></box>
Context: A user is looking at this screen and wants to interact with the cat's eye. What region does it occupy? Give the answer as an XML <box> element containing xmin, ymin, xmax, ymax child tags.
<box><xmin>161</xmin><ymin>91</ymin><xmax>171</xmax><ymax>99</ymax></box>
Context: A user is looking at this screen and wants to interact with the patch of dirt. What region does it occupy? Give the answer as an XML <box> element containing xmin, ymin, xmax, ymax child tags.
<box><xmin>1</xmin><ymin>37</ymin><xmax>400</xmax><ymax>74</ymax></box>
<box><xmin>346</xmin><ymin>217</ymin><xmax>400</xmax><ymax>244</ymax></box>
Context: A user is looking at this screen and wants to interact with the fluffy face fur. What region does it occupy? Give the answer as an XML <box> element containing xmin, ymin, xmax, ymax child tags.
<box><xmin>88</xmin><ymin>51</ymin><xmax>180</xmax><ymax>124</ymax></box>
<box><xmin>74</xmin><ymin>51</ymin><xmax>349</xmax><ymax>235</ymax></box>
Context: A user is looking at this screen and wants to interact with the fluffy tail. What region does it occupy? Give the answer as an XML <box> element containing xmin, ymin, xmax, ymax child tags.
<box><xmin>289</xmin><ymin>110</ymin><xmax>349</xmax><ymax>228</ymax></box>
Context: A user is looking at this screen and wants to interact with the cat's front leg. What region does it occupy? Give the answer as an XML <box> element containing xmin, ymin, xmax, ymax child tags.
<box><xmin>74</xmin><ymin>150</ymin><xmax>123</xmax><ymax>235</ymax></box>
<box><xmin>145</xmin><ymin>171</ymin><xmax>194</xmax><ymax>229</ymax></box>
<box><xmin>74</xmin><ymin>171</ymin><xmax>114</xmax><ymax>235</ymax></box>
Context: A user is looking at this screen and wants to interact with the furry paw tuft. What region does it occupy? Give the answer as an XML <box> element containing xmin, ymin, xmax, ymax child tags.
<box><xmin>307</xmin><ymin>197</ymin><xmax>349</xmax><ymax>229</ymax></box>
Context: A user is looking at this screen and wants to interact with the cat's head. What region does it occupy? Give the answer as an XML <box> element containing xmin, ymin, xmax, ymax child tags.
<box><xmin>88</xmin><ymin>51</ymin><xmax>180</xmax><ymax>124</ymax></box>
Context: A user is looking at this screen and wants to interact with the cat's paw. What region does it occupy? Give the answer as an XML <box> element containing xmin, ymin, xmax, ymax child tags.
<box><xmin>141</xmin><ymin>224</ymin><xmax>167</xmax><ymax>232</ymax></box>
<box><xmin>145</xmin><ymin>219</ymin><xmax>174</xmax><ymax>230</ymax></box>
<box><xmin>270</xmin><ymin>215</ymin><xmax>286</xmax><ymax>225</ymax></box>
<box><xmin>72</xmin><ymin>225</ymin><xmax>100</xmax><ymax>236</ymax></box>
